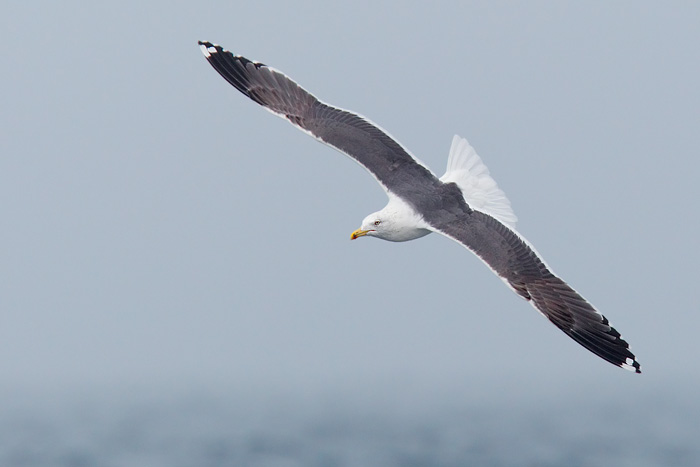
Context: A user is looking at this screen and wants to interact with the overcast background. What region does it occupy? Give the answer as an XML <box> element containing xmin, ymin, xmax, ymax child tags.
<box><xmin>2</xmin><ymin>2</ymin><xmax>699</xmax><ymax>466</ymax></box>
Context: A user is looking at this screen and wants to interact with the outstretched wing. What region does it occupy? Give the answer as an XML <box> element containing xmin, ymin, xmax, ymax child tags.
<box><xmin>198</xmin><ymin>41</ymin><xmax>440</xmax><ymax>201</ymax></box>
<box><xmin>427</xmin><ymin>206</ymin><xmax>641</xmax><ymax>373</ymax></box>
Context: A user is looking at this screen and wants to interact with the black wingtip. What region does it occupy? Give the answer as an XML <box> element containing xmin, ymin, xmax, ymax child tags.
<box><xmin>198</xmin><ymin>41</ymin><xmax>223</xmax><ymax>59</ymax></box>
<box><xmin>619</xmin><ymin>353</ymin><xmax>641</xmax><ymax>373</ymax></box>
<box><xmin>628</xmin><ymin>357</ymin><xmax>642</xmax><ymax>374</ymax></box>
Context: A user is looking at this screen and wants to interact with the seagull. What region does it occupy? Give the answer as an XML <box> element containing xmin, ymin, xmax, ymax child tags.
<box><xmin>198</xmin><ymin>41</ymin><xmax>641</xmax><ymax>373</ymax></box>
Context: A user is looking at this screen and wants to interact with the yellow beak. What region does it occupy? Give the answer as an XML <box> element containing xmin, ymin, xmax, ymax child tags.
<box><xmin>350</xmin><ymin>228</ymin><xmax>371</xmax><ymax>240</ymax></box>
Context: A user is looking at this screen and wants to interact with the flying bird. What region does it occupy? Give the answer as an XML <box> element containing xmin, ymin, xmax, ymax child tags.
<box><xmin>198</xmin><ymin>41</ymin><xmax>641</xmax><ymax>373</ymax></box>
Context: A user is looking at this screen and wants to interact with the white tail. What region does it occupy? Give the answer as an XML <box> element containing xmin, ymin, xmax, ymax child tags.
<box><xmin>440</xmin><ymin>135</ymin><xmax>517</xmax><ymax>229</ymax></box>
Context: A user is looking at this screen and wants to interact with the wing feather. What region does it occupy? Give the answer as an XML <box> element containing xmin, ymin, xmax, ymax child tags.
<box><xmin>198</xmin><ymin>41</ymin><xmax>439</xmax><ymax>200</ymax></box>
<box><xmin>431</xmin><ymin>209</ymin><xmax>641</xmax><ymax>373</ymax></box>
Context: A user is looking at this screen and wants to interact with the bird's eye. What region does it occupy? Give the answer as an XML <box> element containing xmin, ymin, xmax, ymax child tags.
<box><xmin>374</xmin><ymin>220</ymin><xmax>381</xmax><ymax>226</ymax></box>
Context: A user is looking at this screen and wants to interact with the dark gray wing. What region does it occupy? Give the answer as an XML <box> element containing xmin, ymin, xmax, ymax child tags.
<box><xmin>198</xmin><ymin>41</ymin><xmax>440</xmax><ymax>200</ymax></box>
<box><xmin>428</xmin><ymin>201</ymin><xmax>641</xmax><ymax>373</ymax></box>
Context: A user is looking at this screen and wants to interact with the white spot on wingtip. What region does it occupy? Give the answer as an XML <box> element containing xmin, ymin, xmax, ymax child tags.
<box><xmin>199</xmin><ymin>44</ymin><xmax>211</xmax><ymax>57</ymax></box>
<box><xmin>621</xmin><ymin>357</ymin><xmax>640</xmax><ymax>373</ymax></box>
<box><xmin>207</xmin><ymin>46</ymin><xmax>217</xmax><ymax>54</ymax></box>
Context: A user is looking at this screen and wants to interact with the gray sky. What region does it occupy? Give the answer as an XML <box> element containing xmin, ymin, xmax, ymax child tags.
<box><xmin>2</xmin><ymin>1</ymin><xmax>699</xmax><ymax>408</ymax></box>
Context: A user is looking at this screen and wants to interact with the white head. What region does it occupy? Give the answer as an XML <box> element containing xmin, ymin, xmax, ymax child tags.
<box><xmin>350</xmin><ymin>210</ymin><xmax>388</xmax><ymax>240</ymax></box>
<box><xmin>350</xmin><ymin>199</ymin><xmax>431</xmax><ymax>243</ymax></box>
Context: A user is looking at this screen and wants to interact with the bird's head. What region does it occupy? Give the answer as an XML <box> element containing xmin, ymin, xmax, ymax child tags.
<box><xmin>350</xmin><ymin>198</ymin><xmax>432</xmax><ymax>242</ymax></box>
<box><xmin>350</xmin><ymin>211</ymin><xmax>385</xmax><ymax>240</ymax></box>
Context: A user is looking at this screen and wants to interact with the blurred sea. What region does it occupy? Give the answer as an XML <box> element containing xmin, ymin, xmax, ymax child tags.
<box><xmin>1</xmin><ymin>387</ymin><xmax>698</xmax><ymax>467</ymax></box>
